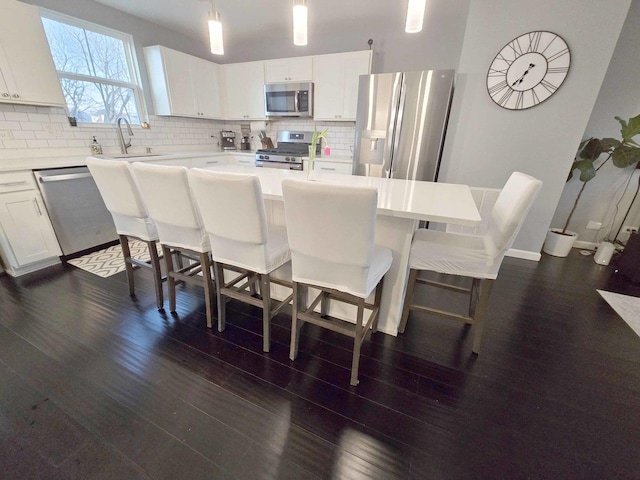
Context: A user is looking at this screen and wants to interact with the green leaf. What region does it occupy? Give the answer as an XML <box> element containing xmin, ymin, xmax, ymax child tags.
<box><xmin>599</xmin><ymin>138</ymin><xmax>621</xmax><ymax>151</ymax></box>
<box><xmin>616</xmin><ymin>113</ymin><xmax>640</xmax><ymax>142</ymax></box>
<box><xmin>611</xmin><ymin>144</ymin><xmax>640</xmax><ymax>168</ymax></box>
<box><xmin>578</xmin><ymin>138</ymin><xmax>605</xmax><ymax>160</ymax></box>
<box><xmin>572</xmin><ymin>158</ymin><xmax>596</xmax><ymax>182</ymax></box>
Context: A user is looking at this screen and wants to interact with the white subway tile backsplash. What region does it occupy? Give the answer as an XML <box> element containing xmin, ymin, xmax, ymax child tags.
<box><xmin>12</xmin><ymin>131</ymin><xmax>35</xmax><ymax>140</ymax></box>
<box><xmin>3</xmin><ymin>139</ymin><xmax>28</xmax><ymax>148</ymax></box>
<box><xmin>0</xmin><ymin>121</ymin><xmax>21</xmax><ymax>130</ymax></box>
<box><xmin>0</xmin><ymin>105</ymin><xmax>355</xmax><ymax>159</ymax></box>
<box><xmin>27</xmin><ymin>139</ymin><xmax>49</xmax><ymax>148</ymax></box>
<box><xmin>27</xmin><ymin>113</ymin><xmax>50</xmax><ymax>122</ymax></box>
<box><xmin>13</xmin><ymin>105</ymin><xmax>38</xmax><ymax>113</ymax></box>
<box><xmin>4</xmin><ymin>112</ymin><xmax>29</xmax><ymax>121</ymax></box>
<box><xmin>20</xmin><ymin>122</ymin><xmax>44</xmax><ymax>131</ymax></box>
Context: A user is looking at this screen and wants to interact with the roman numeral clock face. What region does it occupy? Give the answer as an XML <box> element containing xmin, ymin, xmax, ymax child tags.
<box><xmin>487</xmin><ymin>31</ymin><xmax>570</xmax><ymax>110</ymax></box>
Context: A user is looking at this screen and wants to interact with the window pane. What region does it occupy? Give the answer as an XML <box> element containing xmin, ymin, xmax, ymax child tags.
<box><xmin>42</xmin><ymin>18</ymin><xmax>92</xmax><ymax>76</ymax></box>
<box><xmin>61</xmin><ymin>78</ymin><xmax>140</xmax><ymax>124</ymax></box>
<box><xmin>42</xmin><ymin>18</ymin><xmax>131</xmax><ymax>82</ymax></box>
<box><xmin>84</xmin><ymin>30</ymin><xmax>131</xmax><ymax>82</ymax></box>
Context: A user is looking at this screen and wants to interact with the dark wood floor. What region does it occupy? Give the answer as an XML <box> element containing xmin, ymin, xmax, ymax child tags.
<box><xmin>1</xmin><ymin>250</ymin><xmax>639</xmax><ymax>480</ymax></box>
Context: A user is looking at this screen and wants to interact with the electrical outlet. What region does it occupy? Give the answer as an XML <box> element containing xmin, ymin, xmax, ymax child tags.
<box><xmin>622</xmin><ymin>225</ymin><xmax>639</xmax><ymax>234</ymax></box>
<box><xmin>586</xmin><ymin>220</ymin><xmax>602</xmax><ymax>230</ymax></box>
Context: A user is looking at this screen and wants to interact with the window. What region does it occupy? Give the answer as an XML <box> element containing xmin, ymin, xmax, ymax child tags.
<box><xmin>41</xmin><ymin>12</ymin><xmax>145</xmax><ymax>125</ymax></box>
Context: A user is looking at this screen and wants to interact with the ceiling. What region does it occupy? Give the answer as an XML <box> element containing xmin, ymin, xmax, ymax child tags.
<box><xmin>93</xmin><ymin>0</ymin><xmax>428</xmax><ymax>52</ymax></box>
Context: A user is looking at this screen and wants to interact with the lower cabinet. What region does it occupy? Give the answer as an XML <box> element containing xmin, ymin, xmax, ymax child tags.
<box><xmin>0</xmin><ymin>174</ymin><xmax>62</xmax><ymax>276</ymax></box>
<box><xmin>314</xmin><ymin>160</ymin><xmax>353</xmax><ymax>175</ymax></box>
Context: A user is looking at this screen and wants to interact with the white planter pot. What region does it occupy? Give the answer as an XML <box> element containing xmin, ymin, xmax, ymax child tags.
<box><xmin>543</xmin><ymin>228</ymin><xmax>578</xmax><ymax>257</ymax></box>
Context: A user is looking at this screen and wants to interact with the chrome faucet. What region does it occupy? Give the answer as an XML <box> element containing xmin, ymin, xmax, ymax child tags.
<box><xmin>116</xmin><ymin>117</ymin><xmax>133</xmax><ymax>154</ymax></box>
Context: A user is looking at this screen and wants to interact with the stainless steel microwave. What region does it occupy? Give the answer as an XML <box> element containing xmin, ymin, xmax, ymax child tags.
<box><xmin>264</xmin><ymin>82</ymin><xmax>313</xmax><ymax>117</ymax></box>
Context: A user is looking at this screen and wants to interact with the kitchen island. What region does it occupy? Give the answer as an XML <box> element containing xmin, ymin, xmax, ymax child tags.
<box><xmin>191</xmin><ymin>164</ymin><xmax>481</xmax><ymax>335</ymax></box>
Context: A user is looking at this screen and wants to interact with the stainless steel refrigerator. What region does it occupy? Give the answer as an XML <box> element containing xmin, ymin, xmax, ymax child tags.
<box><xmin>353</xmin><ymin>69</ymin><xmax>455</xmax><ymax>181</ymax></box>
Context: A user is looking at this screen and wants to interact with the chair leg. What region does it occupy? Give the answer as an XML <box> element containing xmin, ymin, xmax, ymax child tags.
<box><xmin>213</xmin><ymin>262</ymin><xmax>226</xmax><ymax>332</ymax></box>
<box><xmin>162</xmin><ymin>245</ymin><xmax>177</xmax><ymax>313</ymax></box>
<box><xmin>350</xmin><ymin>297</ymin><xmax>365</xmax><ymax>386</ymax></box>
<box><xmin>470</xmin><ymin>279</ymin><xmax>494</xmax><ymax>354</ymax></box>
<box><xmin>146</xmin><ymin>240</ymin><xmax>163</xmax><ymax>310</ymax></box>
<box><xmin>200</xmin><ymin>252</ymin><xmax>215</xmax><ymax>329</ymax></box>
<box><xmin>398</xmin><ymin>269</ymin><xmax>419</xmax><ymax>334</ymax></box>
<box><xmin>372</xmin><ymin>277</ymin><xmax>384</xmax><ymax>333</ymax></box>
<box><xmin>119</xmin><ymin>235</ymin><xmax>135</xmax><ymax>297</ymax></box>
<box><xmin>289</xmin><ymin>282</ymin><xmax>303</xmax><ymax>361</ymax></box>
<box><xmin>260</xmin><ymin>274</ymin><xmax>271</xmax><ymax>353</ymax></box>
<box><xmin>320</xmin><ymin>291</ymin><xmax>329</xmax><ymax>317</ymax></box>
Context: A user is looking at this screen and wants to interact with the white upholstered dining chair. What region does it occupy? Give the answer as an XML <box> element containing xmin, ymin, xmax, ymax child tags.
<box><xmin>86</xmin><ymin>156</ymin><xmax>164</xmax><ymax>309</ymax></box>
<box><xmin>131</xmin><ymin>162</ymin><xmax>215</xmax><ymax>328</ymax></box>
<box><xmin>282</xmin><ymin>178</ymin><xmax>393</xmax><ymax>386</ymax></box>
<box><xmin>399</xmin><ymin>171</ymin><xmax>542</xmax><ymax>353</ymax></box>
<box><xmin>188</xmin><ymin>168</ymin><xmax>292</xmax><ymax>352</ymax></box>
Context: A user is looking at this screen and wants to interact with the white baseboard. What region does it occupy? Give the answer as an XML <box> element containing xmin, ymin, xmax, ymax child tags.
<box><xmin>506</xmin><ymin>249</ymin><xmax>541</xmax><ymax>261</ymax></box>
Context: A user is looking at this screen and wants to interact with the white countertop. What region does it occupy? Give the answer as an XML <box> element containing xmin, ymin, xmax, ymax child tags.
<box><xmin>0</xmin><ymin>149</ymin><xmax>254</xmax><ymax>172</ymax></box>
<box><xmin>200</xmin><ymin>164</ymin><xmax>481</xmax><ymax>226</ymax></box>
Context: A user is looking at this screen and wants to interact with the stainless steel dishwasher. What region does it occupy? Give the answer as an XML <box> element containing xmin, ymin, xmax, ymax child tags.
<box><xmin>34</xmin><ymin>166</ymin><xmax>118</xmax><ymax>256</ymax></box>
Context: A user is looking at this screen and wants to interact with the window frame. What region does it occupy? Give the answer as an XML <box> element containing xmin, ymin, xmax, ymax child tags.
<box><xmin>40</xmin><ymin>9</ymin><xmax>148</xmax><ymax>126</ymax></box>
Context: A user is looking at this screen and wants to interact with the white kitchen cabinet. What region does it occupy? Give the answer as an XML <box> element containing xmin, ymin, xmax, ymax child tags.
<box><xmin>314</xmin><ymin>160</ymin><xmax>353</xmax><ymax>175</ymax></box>
<box><xmin>144</xmin><ymin>45</ymin><xmax>223</xmax><ymax>119</ymax></box>
<box><xmin>313</xmin><ymin>50</ymin><xmax>372</xmax><ymax>121</ymax></box>
<box><xmin>264</xmin><ymin>56</ymin><xmax>312</xmax><ymax>83</ymax></box>
<box><xmin>0</xmin><ymin>171</ymin><xmax>62</xmax><ymax>275</ymax></box>
<box><xmin>0</xmin><ymin>0</ymin><xmax>65</xmax><ymax>107</ymax></box>
<box><xmin>230</xmin><ymin>155</ymin><xmax>255</xmax><ymax>166</ymax></box>
<box><xmin>190</xmin><ymin>155</ymin><xmax>230</xmax><ymax>168</ymax></box>
<box><xmin>223</xmin><ymin>61</ymin><xmax>266</xmax><ymax>120</ymax></box>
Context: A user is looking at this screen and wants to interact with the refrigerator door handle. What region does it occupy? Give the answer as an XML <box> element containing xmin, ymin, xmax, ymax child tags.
<box><xmin>389</xmin><ymin>82</ymin><xmax>408</xmax><ymax>175</ymax></box>
<box><xmin>383</xmin><ymin>75</ymin><xmax>403</xmax><ymax>176</ymax></box>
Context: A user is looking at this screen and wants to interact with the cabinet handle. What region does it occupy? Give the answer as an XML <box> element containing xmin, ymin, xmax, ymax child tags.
<box><xmin>320</xmin><ymin>167</ymin><xmax>336</xmax><ymax>171</ymax></box>
<box><xmin>33</xmin><ymin>198</ymin><xmax>42</xmax><ymax>216</ymax></box>
<box><xmin>0</xmin><ymin>181</ymin><xmax>28</xmax><ymax>187</ymax></box>
<box><xmin>12</xmin><ymin>94</ymin><xmax>19</xmax><ymax>99</ymax></box>
<box><xmin>205</xmin><ymin>160</ymin><xmax>219</xmax><ymax>164</ymax></box>
<box><xmin>1</xmin><ymin>93</ymin><xmax>9</xmax><ymax>98</ymax></box>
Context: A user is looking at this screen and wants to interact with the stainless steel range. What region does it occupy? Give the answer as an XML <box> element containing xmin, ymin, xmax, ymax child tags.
<box><xmin>255</xmin><ymin>130</ymin><xmax>320</xmax><ymax>170</ymax></box>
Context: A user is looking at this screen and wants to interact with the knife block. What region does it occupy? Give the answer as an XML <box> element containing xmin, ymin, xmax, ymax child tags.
<box><xmin>261</xmin><ymin>138</ymin><xmax>274</xmax><ymax>149</ymax></box>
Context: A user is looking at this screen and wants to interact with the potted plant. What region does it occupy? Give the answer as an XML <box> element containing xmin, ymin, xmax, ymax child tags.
<box><xmin>543</xmin><ymin>113</ymin><xmax>640</xmax><ymax>257</ymax></box>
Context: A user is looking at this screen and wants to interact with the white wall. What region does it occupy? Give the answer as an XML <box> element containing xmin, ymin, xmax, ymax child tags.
<box><xmin>550</xmin><ymin>0</ymin><xmax>640</xmax><ymax>246</ymax></box>
<box><xmin>440</xmin><ymin>0</ymin><xmax>631</xmax><ymax>258</ymax></box>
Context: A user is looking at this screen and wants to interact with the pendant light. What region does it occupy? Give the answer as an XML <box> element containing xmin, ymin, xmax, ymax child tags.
<box><xmin>293</xmin><ymin>0</ymin><xmax>308</xmax><ymax>46</ymax></box>
<box><xmin>208</xmin><ymin>1</ymin><xmax>224</xmax><ymax>55</ymax></box>
<box><xmin>405</xmin><ymin>0</ymin><xmax>426</xmax><ymax>33</ymax></box>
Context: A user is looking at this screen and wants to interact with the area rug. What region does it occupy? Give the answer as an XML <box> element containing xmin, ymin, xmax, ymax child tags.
<box><xmin>67</xmin><ymin>240</ymin><xmax>159</xmax><ymax>278</ymax></box>
<box><xmin>597</xmin><ymin>290</ymin><xmax>640</xmax><ymax>338</ymax></box>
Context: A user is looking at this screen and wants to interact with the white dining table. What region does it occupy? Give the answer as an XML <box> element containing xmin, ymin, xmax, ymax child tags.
<box><xmin>202</xmin><ymin>165</ymin><xmax>481</xmax><ymax>335</ymax></box>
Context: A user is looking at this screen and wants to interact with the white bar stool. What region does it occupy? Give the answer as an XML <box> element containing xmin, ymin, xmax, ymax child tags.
<box><xmin>399</xmin><ymin>172</ymin><xmax>542</xmax><ymax>353</ymax></box>
<box><xmin>131</xmin><ymin>162</ymin><xmax>215</xmax><ymax>328</ymax></box>
<box><xmin>86</xmin><ymin>156</ymin><xmax>164</xmax><ymax>309</ymax></box>
<box><xmin>282</xmin><ymin>178</ymin><xmax>392</xmax><ymax>386</ymax></box>
<box><xmin>188</xmin><ymin>168</ymin><xmax>292</xmax><ymax>352</ymax></box>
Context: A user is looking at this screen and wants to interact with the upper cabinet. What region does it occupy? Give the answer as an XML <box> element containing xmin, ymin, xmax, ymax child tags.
<box><xmin>264</xmin><ymin>56</ymin><xmax>312</xmax><ymax>83</ymax></box>
<box><xmin>313</xmin><ymin>50</ymin><xmax>372</xmax><ymax>121</ymax></box>
<box><xmin>223</xmin><ymin>61</ymin><xmax>266</xmax><ymax>120</ymax></box>
<box><xmin>144</xmin><ymin>45</ymin><xmax>223</xmax><ymax>119</ymax></box>
<box><xmin>0</xmin><ymin>0</ymin><xmax>65</xmax><ymax>107</ymax></box>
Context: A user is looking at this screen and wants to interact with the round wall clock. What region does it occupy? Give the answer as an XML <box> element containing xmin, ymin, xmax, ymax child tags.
<box><xmin>487</xmin><ymin>31</ymin><xmax>570</xmax><ymax>110</ymax></box>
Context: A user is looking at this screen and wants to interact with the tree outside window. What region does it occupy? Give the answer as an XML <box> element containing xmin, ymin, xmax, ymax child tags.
<box><xmin>41</xmin><ymin>14</ymin><xmax>144</xmax><ymax>125</ymax></box>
